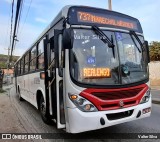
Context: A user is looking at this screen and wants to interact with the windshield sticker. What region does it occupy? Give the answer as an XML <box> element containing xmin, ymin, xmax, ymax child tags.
<box><xmin>115</xmin><ymin>32</ymin><xmax>123</xmax><ymax>41</ymax></box>
<box><xmin>87</xmin><ymin>56</ymin><xmax>96</xmax><ymax>64</ymax></box>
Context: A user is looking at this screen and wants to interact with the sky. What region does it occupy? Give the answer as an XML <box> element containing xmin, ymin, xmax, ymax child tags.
<box><xmin>0</xmin><ymin>0</ymin><xmax>160</xmax><ymax>56</ymax></box>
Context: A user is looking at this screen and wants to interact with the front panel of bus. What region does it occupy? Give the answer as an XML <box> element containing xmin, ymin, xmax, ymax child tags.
<box><xmin>62</xmin><ymin>6</ymin><xmax>151</xmax><ymax>133</ymax></box>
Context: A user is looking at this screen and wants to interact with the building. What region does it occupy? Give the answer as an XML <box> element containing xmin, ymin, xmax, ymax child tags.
<box><xmin>2</xmin><ymin>69</ymin><xmax>14</xmax><ymax>84</ymax></box>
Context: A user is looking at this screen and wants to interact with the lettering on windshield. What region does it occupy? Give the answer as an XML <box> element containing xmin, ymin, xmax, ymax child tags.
<box><xmin>87</xmin><ymin>57</ymin><xmax>96</xmax><ymax>64</ymax></box>
<box><xmin>115</xmin><ymin>32</ymin><xmax>123</xmax><ymax>41</ymax></box>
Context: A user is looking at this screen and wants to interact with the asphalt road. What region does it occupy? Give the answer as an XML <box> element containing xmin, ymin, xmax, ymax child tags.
<box><xmin>7</xmin><ymin>86</ymin><xmax>160</xmax><ymax>141</ymax></box>
<box><xmin>151</xmin><ymin>89</ymin><xmax>160</xmax><ymax>101</ymax></box>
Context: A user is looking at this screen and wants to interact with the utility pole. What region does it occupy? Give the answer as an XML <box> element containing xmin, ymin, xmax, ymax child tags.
<box><xmin>10</xmin><ymin>0</ymin><xmax>22</xmax><ymax>63</ymax></box>
<box><xmin>108</xmin><ymin>0</ymin><xmax>112</xmax><ymax>10</ymax></box>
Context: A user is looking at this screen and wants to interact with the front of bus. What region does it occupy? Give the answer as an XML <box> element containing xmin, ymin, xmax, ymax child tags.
<box><xmin>63</xmin><ymin>6</ymin><xmax>151</xmax><ymax>133</ymax></box>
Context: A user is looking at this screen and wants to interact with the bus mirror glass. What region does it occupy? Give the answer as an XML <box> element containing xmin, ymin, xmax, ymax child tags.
<box><xmin>143</xmin><ymin>40</ymin><xmax>150</xmax><ymax>63</ymax></box>
<box><xmin>62</xmin><ymin>28</ymin><xmax>73</xmax><ymax>49</ymax></box>
<box><xmin>50</xmin><ymin>37</ymin><xmax>54</xmax><ymax>51</ymax></box>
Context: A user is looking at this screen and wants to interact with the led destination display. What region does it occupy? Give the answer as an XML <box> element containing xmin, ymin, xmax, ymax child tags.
<box><xmin>82</xmin><ymin>68</ymin><xmax>111</xmax><ymax>79</ymax></box>
<box><xmin>77</xmin><ymin>11</ymin><xmax>135</xmax><ymax>30</ymax></box>
<box><xmin>68</xmin><ymin>6</ymin><xmax>143</xmax><ymax>33</ymax></box>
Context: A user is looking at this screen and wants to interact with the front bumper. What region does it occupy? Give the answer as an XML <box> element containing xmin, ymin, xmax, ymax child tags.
<box><xmin>66</xmin><ymin>99</ymin><xmax>151</xmax><ymax>133</ymax></box>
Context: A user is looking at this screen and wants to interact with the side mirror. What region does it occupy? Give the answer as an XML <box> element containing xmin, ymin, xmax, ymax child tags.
<box><xmin>50</xmin><ymin>37</ymin><xmax>54</xmax><ymax>51</ymax></box>
<box><xmin>62</xmin><ymin>28</ymin><xmax>73</xmax><ymax>49</ymax></box>
<box><xmin>143</xmin><ymin>40</ymin><xmax>150</xmax><ymax>63</ymax></box>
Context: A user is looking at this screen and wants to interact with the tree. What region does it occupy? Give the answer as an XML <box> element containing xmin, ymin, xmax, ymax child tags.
<box><xmin>0</xmin><ymin>68</ymin><xmax>4</xmax><ymax>89</ymax></box>
<box><xmin>149</xmin><ymin>41</ymin><xmax>160</xmax><ymax>61</ymax></box>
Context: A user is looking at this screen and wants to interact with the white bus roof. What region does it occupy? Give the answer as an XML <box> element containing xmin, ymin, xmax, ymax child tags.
<box><xmin>15</xmin><ymin>5</ymin><xmax>142</xmax><ymax>64</ymax></box>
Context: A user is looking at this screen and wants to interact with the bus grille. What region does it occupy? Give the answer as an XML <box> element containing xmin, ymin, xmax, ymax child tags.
<box><xmin>92</xmin><ymin>88</ymin><xmax>142</xmax><ymax>100</ymax></box>
<box><xmin>80</xmin><ymin>84</ymin><xmax>148</xmax><ymax>111</ymax></box>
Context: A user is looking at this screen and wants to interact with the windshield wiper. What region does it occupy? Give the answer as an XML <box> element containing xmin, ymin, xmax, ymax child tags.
<box><xmin>92</xmin><ymin>25</ymin><xmax>115</xmax><ymax>58</ymax></box>
<box><xmin>129</xmin><ymin>30</ymin><xmax>144</xmax><ymax>53</ymax></box>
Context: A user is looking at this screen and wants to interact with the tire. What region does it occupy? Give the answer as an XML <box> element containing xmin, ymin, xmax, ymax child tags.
<box><xmin>17</xmin><ymin>87</ymin><xmax>24</xmax><ymax>101</ymax></box>
<box><xmin>40</xmin><ymin>96</ymin><xmax>52</xmax><ymax>125</ymax></box>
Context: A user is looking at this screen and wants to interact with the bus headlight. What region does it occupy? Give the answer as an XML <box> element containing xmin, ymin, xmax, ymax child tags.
<box><xmin>69</xmin><ymin>93</ymin><xmax>98</xmax><ymax>112</ymax></box>
<box><xmin>140</xmin><ymin>89</ymin><xmax>151</xmax><ymax>104</ymax></box>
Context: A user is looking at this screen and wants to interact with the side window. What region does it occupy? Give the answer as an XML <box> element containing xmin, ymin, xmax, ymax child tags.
<box><xmin>21</xmin><ymin>57</ymin><xmax>24</xmax><ymax>74</ymax></box>
<box><xmin>38</xmin><ymin>40</ymin><xmax>44</xmax><ymax>69</ymax></box>
<box><xmin>19</xmin><ymin>60</ymin><xmax>21</xmax><ymax>75</ymax></box>
<box><xmin>25</xmin><ymin>52</ymin><xmax>29</xmax><ymax>73</ymax></box>
<box><xmin>50</xmin><ymin>37</ymin><xmax>55</xmax><ymax>67</ymax></box>
<box><xmin>17</xmin><ymin>63</ymin><xmax>19</xmax><ymax>76</ymax></box>
<box><xmin>30</xmin><ymin>46</ymin><xmax>37</xmax><ymax>72</ymax></box>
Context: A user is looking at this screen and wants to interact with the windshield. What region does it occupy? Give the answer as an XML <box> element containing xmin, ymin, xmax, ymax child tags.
<box><xmin>70</xmin><ymin>29</ymin><xmax>148</xmax><ymax>86</ymax></box>
<box><xmin>116</xmin><ymin>32</ymin><xmax>148</xmax><ymax>84</ymax></box>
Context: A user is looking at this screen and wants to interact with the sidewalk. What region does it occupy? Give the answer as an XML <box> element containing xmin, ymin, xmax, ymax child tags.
<box><xmin>0</xmin><ymin>91</ymin><xmax>34</xmax><ymax>142</ymax></box>
<box><xmin>0</xmin><ymin>92</ymin><xmax>27</xmax><ymax>133</ymax></box>
<box><xmin>0</xmin><ymin>86</ymin><xmax>46</xmax><ymax>142</ymax></box>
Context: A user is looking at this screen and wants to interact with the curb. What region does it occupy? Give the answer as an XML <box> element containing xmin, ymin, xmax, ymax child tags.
<box><xmin>151</xmin><ymin>86</ymin><xmax>160</xmax><ymax>90</ymax></box>
<box><xmin>152</xmin><ymin>100</ymin><xmax>160</xmax><ymax>105</ymax></box>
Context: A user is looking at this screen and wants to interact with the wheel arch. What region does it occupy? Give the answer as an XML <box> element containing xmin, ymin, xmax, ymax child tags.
<box><xmin>36</xmin><ymin>88</ymin><xmax>45</xmax><ymax>110</ymax></box>
<box><xmin>17</xmin><ymin>84</ymin><xmax>20</xmax><ymax>93</ymax></box>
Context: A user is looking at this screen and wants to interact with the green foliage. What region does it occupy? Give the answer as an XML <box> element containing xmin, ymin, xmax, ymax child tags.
<box><xmin>0</xmin><ymin>54</ymin><xmax>19</xmax><ymax>68</ymax></box>
<box><xmin>149</xmin><ymin>41</ymin><xmax>160</xmax><ymax>61</ymax></box>
<box><xmin>0</xmin><ymin>63</ymin><xmax>6</xmax><ymax>68</ymax></box>
<box><xmin>0</xmin><ymin>89</ymin><xmax>5</xmax><ymax>93</ymax></box>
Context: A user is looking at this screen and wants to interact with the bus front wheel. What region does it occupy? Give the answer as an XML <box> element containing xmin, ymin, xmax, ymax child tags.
<box><xmin>40</xmin><ymin>96</ymin><xmax>52</xmax><ymax>125</ymax></box>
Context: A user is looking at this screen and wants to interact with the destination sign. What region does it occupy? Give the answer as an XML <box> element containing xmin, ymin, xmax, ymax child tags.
<box><xmin>77</xmin><ymin>11</ymin><xmax>135</xmax><ymax>30</ymax></box>
<box><xmin>68</xmin><ymin>6</ymin><xmax>142</xmax><ymax>33</ymax></box>
<box><xmin>82</xmin><ymin>68</ymin><xmax>111</xmax><ymax>79</ymax></box>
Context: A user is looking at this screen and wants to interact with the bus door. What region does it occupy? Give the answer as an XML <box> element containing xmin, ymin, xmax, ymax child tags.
<box><xmin>54</xmin><ymin>30</ymin><xmax>66</xmax><ymax>129</ymax></box>
<box><xmin>45</xmin><ymin>31</ymin><xmax>65</xmax><ymax>129</ymax></box>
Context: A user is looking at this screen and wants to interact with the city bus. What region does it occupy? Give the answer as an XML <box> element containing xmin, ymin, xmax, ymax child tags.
<box><xmin>14</xmin><ymin>5</ymin><xmax>151</xmax><ymax>133</ymax></box>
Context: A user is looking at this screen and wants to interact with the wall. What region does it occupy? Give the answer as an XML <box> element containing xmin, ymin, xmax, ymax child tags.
<box><xmin>149</xmin><ymin>61</ymin><xmax>160</xmax><ymax>86</ymax></box>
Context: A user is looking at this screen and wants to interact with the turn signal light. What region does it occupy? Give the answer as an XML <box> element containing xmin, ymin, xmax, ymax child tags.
<box><xmin>40</xmin><ymin>72</ymin><xmax>45</xmax><ymax>79</ymax></box>
<box><xmin>70</xmin><ymin>95</ymin><xmax>78</xmax><ymax>100</ymax></box>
